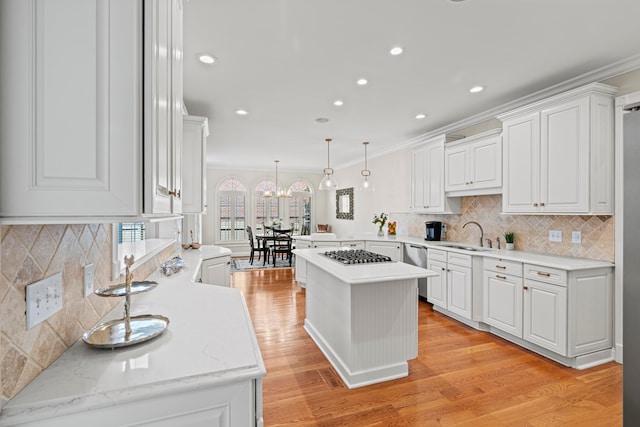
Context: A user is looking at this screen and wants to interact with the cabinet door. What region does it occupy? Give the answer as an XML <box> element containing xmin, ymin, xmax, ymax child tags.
<box><xmin>425</xmin><ymin>141</ymin><xmax>445</xmax><ymax>212</ymax></box>
<box><xmin>502</xmin><ymin>112</ymin><xmax>540</xmax><ymax>213</ymax></box>
<box><xmin>447</xmin><ymin>263</ymin><xmax>472</xmax><ymax>319</ymax></box>
<box><xmin>540</xmin><ymin>97</ymin><xmax>590</xmax><ymax>213</ymax></box>
<box><xmin>470</xmin><ymin>135</ymin><xmax>501</xmax><ymax>190</ymax></box>
<box><xmin>483</xmin><ymin>271</ymin><xmax>523</xmax><ymax>337</ymax></box>
<box><xmin>411</xmin><ymin>146</ymin><xmax>427</xmax><ymax>211</ymax></box>
<box><xmin>144</xmin><ymin>0</ymin><xmax>182</xmax><ymax>215</ymax></box>
<box><xmin>201</xmin><ymin>257</ymin><xmax>231</xmax><ymax>286</ymax></box>
<box><xmin>426</xmin><ymin>259</ymin><xmax>447</xmax><ymax>308</ymax></box>
<box><xmin>365</xmin><ymin>241</ymin><xmax>402</xmax><ymax>262</ymax></box>
<box><xmin>523</xmin><ymin>280</ymin><xmax>567</xmax><ymax>355</ymax></box>
<box><xmin>445</xmin><ymin>144</ymin><xmax>468</xmax><ymax>192</ymax></box>
<box><xmin>182</xmin><ymin>116</ymin><xmax>208</xmax><ymax>213</ymax></box>
<box><xmin>0</xmin><ymin>0</ymin><xmax>141</xmax><ymax>217</ymax></box>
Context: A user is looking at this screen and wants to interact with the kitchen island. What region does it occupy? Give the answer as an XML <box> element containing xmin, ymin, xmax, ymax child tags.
<box><xmin>0</xmin><ymin>246</ymin><xmax>265</xmax><ymax>426</ymax></box>
<box><xmin>293</xmin><ymin>247</ymin><xmax>436</xmax><ymax>389</ymax></box>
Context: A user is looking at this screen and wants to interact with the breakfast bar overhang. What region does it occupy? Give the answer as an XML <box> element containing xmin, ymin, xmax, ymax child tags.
<box><xmin>293</xmin><ymin>248</ymin><xmax>437</xmax><ymax>389</ymax></box>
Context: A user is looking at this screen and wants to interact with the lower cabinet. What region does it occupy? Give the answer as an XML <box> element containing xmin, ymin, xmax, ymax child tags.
<box><xmin>483</xmin><ymin>258</ymin><xmax>523</xmax><ymax>337</ymax></box>
<box><xmin>341</xmin><ymin>240</ymin><xmax>366</xmax><ymax>249</ymax></box>
<box><xmin>523</xmin><ymin>277</ymin><xmax>567</xmax><ymax>354</ymax></box>
<box><xmin>426</xmin><ymin>254</ymin><xmax>447</xmax><ymax>308</ymax></box>
<box><xmin>426</xmin><ymin>249</ymin><xmax>475</xmax><ymax>322</ymax></box>
<box><xmin>365</xmin><ymin>241</ymin><xmax>402</xmax><ymax>262</ymax></box>
<box><xmin>200</xmin><ymin>256</ymin><xmax>231</xmax><ymax>286</ymax></box>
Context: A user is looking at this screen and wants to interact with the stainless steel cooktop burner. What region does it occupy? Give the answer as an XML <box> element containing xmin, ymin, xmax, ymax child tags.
<box><xmin>322</xmin><ymin>249</ymin><xmax>393</xmax><ymax>265</ymax></box>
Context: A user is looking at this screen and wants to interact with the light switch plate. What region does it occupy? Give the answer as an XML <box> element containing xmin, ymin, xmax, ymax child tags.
<box><xmin>26</xmin><ymin>272</ymin><xmax>63</xmax><ymax>329</ymax></box>
<box><xmin>571</xmin><ymin>231</ymin><xmax>582</xmax><ymax>244</ymax></box>
<box><xmin>83</xmin><ymin>263</ymin><xmax>95</xmax><ymax>297</ymax></box>
<box><xmin>549</xmin><ymin>230</ymin><xmax>562</xmax><ymax>242</ymax></box>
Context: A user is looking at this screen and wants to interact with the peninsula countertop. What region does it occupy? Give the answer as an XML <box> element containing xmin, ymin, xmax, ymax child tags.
<box><xmin>0</xmin><ymin>245</ymin><xmax>264</xmax><ymax>426</ymax></box>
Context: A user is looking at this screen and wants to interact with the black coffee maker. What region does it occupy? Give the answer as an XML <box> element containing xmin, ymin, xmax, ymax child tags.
<box><xmin>425</xmin><ymin>221</ymin><xmax>442</xmax><ymax>241</ymax></box>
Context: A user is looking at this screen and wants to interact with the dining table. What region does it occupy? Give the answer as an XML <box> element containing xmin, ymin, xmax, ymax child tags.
<box><xmin>256</xmin><ymin>226</ymin><xmax>294</xmax><ymax>266</ymax></box>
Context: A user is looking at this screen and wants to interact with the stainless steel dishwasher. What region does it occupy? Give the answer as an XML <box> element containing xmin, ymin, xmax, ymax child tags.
<box><xmin>403</xmin><ymin>243</ymin><xmax>428</xmax><ymax>299</ymax></box>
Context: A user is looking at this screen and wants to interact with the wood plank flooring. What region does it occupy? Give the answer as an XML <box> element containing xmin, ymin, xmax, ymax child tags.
<box><xmin>231</xmin><ymin>268</ymin><xmax>622</xmax><ymax>426</ymax></box>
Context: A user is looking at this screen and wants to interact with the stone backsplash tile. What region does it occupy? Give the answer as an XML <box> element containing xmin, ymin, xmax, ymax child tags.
<box><xmin>0</xmin><ymin>224</ymin><xmax>177</xmax><ymax>404</ymax></box>
<box><xmin>397</xmin><ymin>195</ymin><xmax>614</xmax><ymax>262</ymax></box>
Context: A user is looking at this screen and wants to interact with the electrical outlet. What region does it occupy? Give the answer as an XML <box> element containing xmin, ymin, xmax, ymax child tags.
<box><xmin>571</xmin><ymin>231</ymin><xmax>582</xmax><ymax>244</ymax></box>
<box><xmin>26</xmin><ymin>272</ymin><xmax>63</xmax><ymax>329</ymax></box>
<box><xmin>549</xmin><ymin>230</ymin><xmax>562</xmax><ymax>242</ymax></box>
<box><xmin>83</xmin><ymin>263</ymin><xmax>95</xmax><ymax>297</ymax></box>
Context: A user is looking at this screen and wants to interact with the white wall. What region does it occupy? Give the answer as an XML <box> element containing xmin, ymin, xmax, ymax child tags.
<box><xmin>202</xmin><ymin>167</ymin><xmax>329</xmax><ymax>249</ymax></box>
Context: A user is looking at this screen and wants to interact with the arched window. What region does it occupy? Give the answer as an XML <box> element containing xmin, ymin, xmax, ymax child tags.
<box><xmin>254</xmin><ymin>180</ymin><xmax>278</xmax><ymax>234</ymax></box>
<box><xmin>216</xmin><ymin>178</ymin><xmax>247</xmax><ymax>242</ymax></box>
<box><xmin>288</xmin><ymin>179</ymin><xmax>313</xmax><ymax>235</ymax></box>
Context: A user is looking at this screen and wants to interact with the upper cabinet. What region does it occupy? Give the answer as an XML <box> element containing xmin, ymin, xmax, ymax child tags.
<box><xmin>0</xmin><ymin>0</ymin><xmax>142</xmax><ymax>218</ymax></box>
<box><xmin>445</xmin><ymin>129</ymin><xmax>502</xmax><ymax>196</ymax></box>
<box><xmin>144</xmin><ymin>0</ymin><xmax>184</xmax><ymax>216</ymax></box>
<box><xmin>411</xmin><ymin>135</ymin><xmax>461</xmax><ymax>214</ymax></box>
<box><xmin>0</xmin><ymin>0</ymin><xmax>184</xmax><ymax>222</ymax></box>
<box><xmin>498</xmin><ymin>83</ymin><xmax>616</xmax><ymax>214</ymax></box>
<box><xmin>182</xmin><ymin>115</ymin><xmax>209</xmax><ymax>214</ymax></box>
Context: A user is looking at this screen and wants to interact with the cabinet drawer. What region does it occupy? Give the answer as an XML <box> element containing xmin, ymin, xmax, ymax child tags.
<box><xmin>484</xmin><ymin>258</ymin><xmax>522</xmax><ymax>277</ymax></box>
<box><xmin>428</xmin><ymin>249</ymin><xmax>447</xmax><ymax>263</ymax></box>
<box><xmin>341</xmin><ymin>240</ymin><xmax>365</xmax><ymax>249</ymax></box>
<box><xmin>447</xmin><ymin>252</ymin><xmax>472</xmax><ymax>268</ymax></box>
<box><xmin>524</xmin><ymin>264</ymin><xmax>567</xmax><ymax>286</ymax></box>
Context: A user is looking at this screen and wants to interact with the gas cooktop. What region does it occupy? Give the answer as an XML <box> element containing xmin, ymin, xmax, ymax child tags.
<box><xmin>322</xmin><ymin>249</ymin><xmax>394</xmax><ymax>265</ymax></box>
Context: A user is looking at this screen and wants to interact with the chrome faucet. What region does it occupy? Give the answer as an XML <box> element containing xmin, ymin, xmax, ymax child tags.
<box><xmin>463</xmin><ymin>221</ymin><xmax>484</xmax><ymax>247</ymax></box>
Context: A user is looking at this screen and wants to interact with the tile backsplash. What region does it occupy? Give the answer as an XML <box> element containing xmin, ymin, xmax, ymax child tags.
<box><xmin>395</xmin><ymin>195</ymin><xmax>614</xmax><ymax>262</ymax></box>
<box><xmin>0</xmin><ymin>224</ymin><xmax>176</xmax><ymax>405</ymax></box>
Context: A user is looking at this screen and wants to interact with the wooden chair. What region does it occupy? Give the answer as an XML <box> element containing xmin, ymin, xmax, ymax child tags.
<box><xmin>271</xmin><ymin>235</ymin><xmax>293</xmax><ymax>267</ymax></box>
<box><xmin>246</xmin><ymin>226</ymin><xmax>269</xmax><ymax>265</ymax></box>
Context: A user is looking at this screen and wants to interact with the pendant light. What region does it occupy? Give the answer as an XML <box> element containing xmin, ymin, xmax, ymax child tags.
<box><xmin>357</xmin><ymin>141</ymin><xmax>375</xmax><ymax>191</ymax></box>
<box><xmin>319</xmin><ymin>138</ymin><xmax>338</xmax><ymax>190</ymax></box>
<box><xmin>273</xmin><ymin>160</ymin><xmax>291</xmax><ymax>198</ymax></box>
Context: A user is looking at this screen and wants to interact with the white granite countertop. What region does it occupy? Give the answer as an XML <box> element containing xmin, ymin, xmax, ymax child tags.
<box><xmin>294</xmin><ymin>234</ymin><xmax>613</xmax><ymax>271</ymax></box>
<box><xmin>0</xmin><ymin>246</ymin><xmax>264</xmax><ymax>426</ymax></box>
<box><xmin>293</xmin><ymin>247</ymin><xmax>438</xmax><ymax>285</ymax></box>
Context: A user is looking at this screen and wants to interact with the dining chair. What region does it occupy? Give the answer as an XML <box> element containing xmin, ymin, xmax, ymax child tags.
<box><xmin>271</xmin><ymin>235</ymin><xmax>293</xmax><ymax>267</ymax></box>
<box><xmin>246</xmin><ymin>226</ymin><xmax>269</xmax><ymax>265</ymax></box>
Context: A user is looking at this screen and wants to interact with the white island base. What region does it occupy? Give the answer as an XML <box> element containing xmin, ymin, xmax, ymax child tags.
<box><xmin>296</xmin><ymin>249</ymin><xmax>435</xmax><ymax>389</ymax></box>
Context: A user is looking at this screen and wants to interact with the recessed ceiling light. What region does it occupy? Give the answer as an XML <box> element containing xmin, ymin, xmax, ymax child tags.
<box><xmin>235</xmin><ymin>109</ymin><xmax>248</xmax><ymax>115</ymax></box>
<box><xmin>357</xmin><ymin>78</ymin><xmax>368</xmax><ymax>86</ymax></box>
<box><xmin>415</xmin><ymin>113</ymin><xmax>427</xmax><ymax>119</ymax></box>
<box><xmin>198</xmin><ymin>54</ymin><xmax>216</xmax><ymax>64</ymax></box>
<box><xmin>390</xmin><ymin>46</ymin><xmax>403</xmax><ymax>56</ymax></box>
<box><xmin>316</xmin><ymin>118</ymin><xmax>329</xmax><ymax>123</ymax></box>
<box><xmin>469</xmin><ymin>85</ymin><xmax>484</xmax><ymax>93</ymax></box>
<box><xmin>333</xmin><ymin>100</ymin><xmax>344</xmax><ymax>106</ymax></box>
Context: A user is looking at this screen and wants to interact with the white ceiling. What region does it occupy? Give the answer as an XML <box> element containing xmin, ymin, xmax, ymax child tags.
<box><xmin>183</xmin><ymin>0</ymin><xmax>640</xmax><ymax>173</ymax></box>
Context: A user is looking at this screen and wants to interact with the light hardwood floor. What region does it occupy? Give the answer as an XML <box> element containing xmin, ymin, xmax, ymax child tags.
<box><xmin>231</xmin><ymin>268</ymin><xmax>622</xmax><ymax>426</ymax></box>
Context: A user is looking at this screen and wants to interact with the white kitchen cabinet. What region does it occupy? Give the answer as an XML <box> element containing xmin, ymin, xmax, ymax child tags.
<box><xmin>483</xmin><ymin>258</ymin><xmax>523</xmax><ymax>338</ymax></box>
<box><xmin>365</xmin><ymin>241</ymin><xmax>402</xmax><ymax>262</ymax></box>
<box><xmin>0</xmin><ymin>0</ymin><xmax>142</xmax><ymax>218</ymax></box>
<box><xmin>294</xmin><ymin>239</ymin><xmax>312</xmax><ymax>249</ymax></box>
<box><xmin>144</xmin><ymin>0</ymin><xmax>184</xmax><ymax>215</ymax></box>
<box><xmin>411</xmin><ymin>135</ymin><xmax>461</xmax><ymax>214</ymax></box>
<box><xmin>200</xmin><ymin>255</ymin><xmax>231</xmax><ymax>286</ymax></box>
<box><xmin>446</xmin><ymin>252</ymin><xmax>473</xmax><ymax>319</ymax></box>
<box><xmin>445</xmin><ymin>129</ymin><xmax>502</xmax><ymax>196</ymax></box>
<box><xmin>313</xmin><ymin>241</ymin><xmax>341</xmax><ymax>249</ymax></box>
<box><xmin>523</xmin><ymin>277</ymin><xmax>567</xmax><ymax>354</ymax></box>
<box><xmin>426</xmin><ymin>252</ymin><xmax>447</xmax><ymax>309</ymax></box>
<box><xmin>499</xmin><ymin>83</ymin><xmax>616</xmax><ymax>214</ymax></box>
<box><xmin>341</xmin><ymin>240</ymin><xmax>366</xmax><ymax>250</ymax></box>
<box><xmin>182</xmin><ymin>115</ymin><xmax>209</xmax><ymax>213</ymax></box>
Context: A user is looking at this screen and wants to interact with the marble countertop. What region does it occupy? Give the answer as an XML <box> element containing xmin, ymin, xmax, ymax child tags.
<box><xmin>0</xmin><ymin>246</ymin><xmax>265</xmax><ymax>425</ymax></box>
<box><xmin>294</xmin><ymin>234</ymin><xmax>613</xmax><ymax>271</ymax></box>
<box><xmin>293</xmin><ymin>247</ymin><xmax>438</xmax><ymax>285</ymax></box>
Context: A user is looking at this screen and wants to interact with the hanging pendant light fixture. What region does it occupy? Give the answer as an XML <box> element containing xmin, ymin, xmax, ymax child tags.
<box><xmin>357</xmin><ymin>141</ymin><xmax>375</xmax><ymax>191</ymax></box>
<box><xmin>319</xmin><ymin>138</ymin><xmax>338</xmax><ymax>190</ymax></box>
<box><xmin>274</xmin><ymin>160</ymin><xmax>291</xmax><ymax>198</ymax></box>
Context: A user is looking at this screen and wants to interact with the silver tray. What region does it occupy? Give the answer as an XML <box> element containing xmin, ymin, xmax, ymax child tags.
<box><xmin>82</xmin><ymin>314</ymin><xmax>169</xmax><ymax>349</ymax></box>
<box><xmin>94</xmin><ymin>281</ymin><xmax>158</xmax><ymax>297</ymax></box>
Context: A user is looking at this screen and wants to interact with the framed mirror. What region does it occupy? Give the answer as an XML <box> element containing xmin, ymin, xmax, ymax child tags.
<box><xmin>336</xmin><ymin>187</ymin><xmax>354</xmax><ymax>220</ymax></box>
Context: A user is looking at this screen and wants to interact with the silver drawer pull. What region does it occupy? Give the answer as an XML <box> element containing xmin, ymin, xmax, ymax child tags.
<box><xmin>496</xmin><ymin>274</ymin><xmax>506</xmax><ymax>280</ymax></box>
<box><xmin>536</xmin><ymin>271</ymin><xmax>551</xmax><ymax>277</ymax></box>
<box><xmin>496</xmin><ymin>265</ymin><xmax>506</xmax><ymax>269</ymax></box>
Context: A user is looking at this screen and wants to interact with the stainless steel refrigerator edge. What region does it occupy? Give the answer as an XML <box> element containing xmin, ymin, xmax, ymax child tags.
<box><xmin>623</xmin><ymin>107</ymin><xmax>640</xmax><ymax>424</ymax></box>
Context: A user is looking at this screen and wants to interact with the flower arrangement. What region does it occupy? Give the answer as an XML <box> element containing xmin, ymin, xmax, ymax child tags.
<box><xmin>387</xmin><ymin>221</ymin><xmax>397</xmax><ymax>235</ymax></box>
<box><xmin>372</xmin><ymin>212</ymin><xmax>388</xmax><ymax>235</ymax></box>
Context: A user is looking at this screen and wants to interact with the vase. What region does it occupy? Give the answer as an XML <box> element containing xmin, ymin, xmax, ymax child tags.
<box><xmin>506</xmin><ymin>243</ymin><xmax>514</xmax><ymax>250</ymax></box>
<box><xmin>377</xmin><ymin>229</ymin><xmax>384</xmax><ymax>237</ymax></box>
